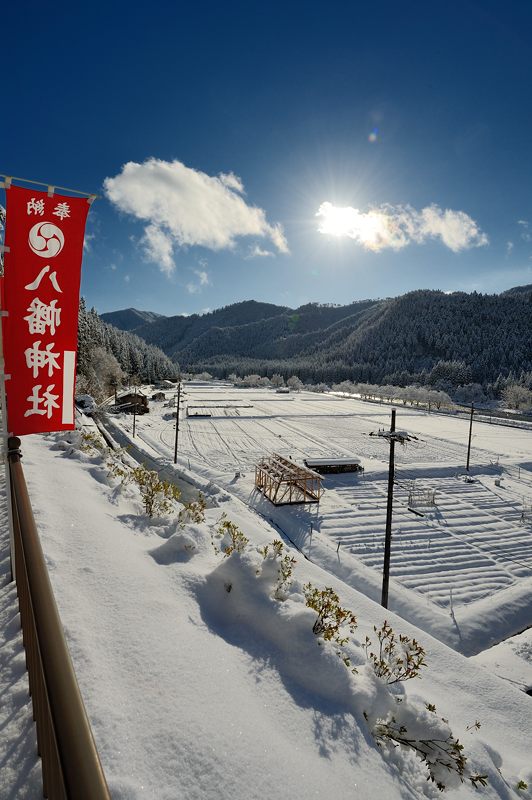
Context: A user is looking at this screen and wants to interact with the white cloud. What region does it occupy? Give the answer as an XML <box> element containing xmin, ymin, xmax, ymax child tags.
<box><xmin>518</xmin><ymin>219</ymin><xmax>532</xmax><ymax>242</ymax></box>
<box><xmin>104</xmin><ymin>158</ymin><xmax>289</xmax><ymax>275</ymax></box>
<box><xmin>219</xmin><ymin>172</ymin><xmax>245</xmax><ymax>193</ymax></box>
<box><xmin>83</xmin><ymin>232</ymin><xmax>95</xmax><ymax>252</ymax></box>
<box><xmin>316</xmin><ymin>201</ymin><xmax>488</xmax><ymax>252</ymax></box>
<box><xmin>506</xmin><ymin>241</ymin><xmax>514</xmax><ymax>255</ymax></box>
<box><xmin>124</xmin><ymin>274</ymin><xmax>130</xmax><ymax>283</ymax></box>
<box><xmin>141</xmin><ymin>224</ymin><xmax>175</xmax><ymax>276</ymax></box>
<box><xmin>246</xmin><ymin>245</ymin><xmax>274</xmax><ymax>258</ymax></box>
<box><xmin>418</xmin><ymin>205</ymin><xmax>488</xmax><ymax>251</ymax></box>
<box><xmin>186</xmin><ymin>268</ymin><xmax>211</xmax><ymax>294</ymax></box>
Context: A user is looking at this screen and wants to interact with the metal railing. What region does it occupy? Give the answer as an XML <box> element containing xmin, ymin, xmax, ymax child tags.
<box><xmin>8</xmin><ymin>436</ymin><xmax>111</xmax><ymax>800</ymax></box>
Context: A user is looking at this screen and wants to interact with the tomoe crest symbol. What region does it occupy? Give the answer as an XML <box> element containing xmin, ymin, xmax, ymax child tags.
<box><xmin>28</xmin><ymin>222</ymin><xmax>65</xmax><ymax>258</ymax></box>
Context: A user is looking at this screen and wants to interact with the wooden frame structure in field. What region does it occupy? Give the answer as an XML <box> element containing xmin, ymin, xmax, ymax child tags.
<box><xmin>254</xmin><ymin>454</ymin><xmax>323</xmax><ymax>505</ymax></box>
<box><xmin>407</xmin><ymin>483</ymin><xmax>436</xmax><ymax>509</ymax></box>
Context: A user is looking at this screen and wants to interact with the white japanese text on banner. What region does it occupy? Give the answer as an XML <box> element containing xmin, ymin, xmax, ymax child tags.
<box><xmin>2</xmin><ymin>186</ymin><xmax>91</xmax><ymax>434</ymax></box>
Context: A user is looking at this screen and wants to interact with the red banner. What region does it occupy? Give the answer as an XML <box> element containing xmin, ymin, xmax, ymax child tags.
<box><xmin>2</xmin><ymin>186</ymin><xmax>91</xmax><ymax>435</ymax></box>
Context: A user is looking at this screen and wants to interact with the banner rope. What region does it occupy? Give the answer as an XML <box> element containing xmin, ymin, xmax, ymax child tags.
<box><xmin>0</xmin><ymin>173</ymin><xmax>98</xmax><ymax>202</ymax></box>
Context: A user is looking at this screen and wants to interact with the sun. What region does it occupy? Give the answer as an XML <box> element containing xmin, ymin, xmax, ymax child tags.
<box><xmin>316</xmin><ymin>203</ymin><xmax>356</xmax><ymax>237</ymax></box>
<box><xmin>316</xmin><ymin>201</ymin><xmax>384</xmax><ymax>249</ymax></box>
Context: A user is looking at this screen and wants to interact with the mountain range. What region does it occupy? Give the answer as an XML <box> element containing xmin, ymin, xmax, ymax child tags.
<box><xmin>100</xmin><ymin>307</ymin><xmax>165</xmax><ymax>331</ymax></box>
<box><xmin>100</xmin><ymin>287</ymin><xmax>532</xmax><ymax>386</ymax></box>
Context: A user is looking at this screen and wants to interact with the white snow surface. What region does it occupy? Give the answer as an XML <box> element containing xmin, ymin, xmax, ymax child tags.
<box><xmin>472</xmin><ymin>627</ymin><xmax>532</xmax><ymax>695</ymax></box>
<box><xmin>112</xmin><ymin>386</ymin><xmax>532</xmax><ymax>655</ymax></box>
<box><xmin>1</xmin><ymin>387</ymin><xmax>532</xmax><ymax>798</ymax></box>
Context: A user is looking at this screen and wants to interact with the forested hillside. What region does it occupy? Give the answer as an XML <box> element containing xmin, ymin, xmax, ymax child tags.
<box><xmin>100</xmin><ymin>307</ymin><xmax>165</xmax><ymax>331</ymax></box>
<box><xmin>77</xmin><ymin>299</ymin><xmax>177</xmax><ymax>398</ymax></box>
<box><xmin>132</xmin><ymin>300</ymin><xmax>293</xmax><ymax>355</ymax></box>
<box><xmin>103</xmin><ymin>288</ymin><xmax>532</xmax><ymax>387</ymax></box>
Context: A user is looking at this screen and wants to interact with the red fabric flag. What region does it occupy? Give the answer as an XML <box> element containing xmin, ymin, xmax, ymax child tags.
<box><xmin>2</xmin><ymin>186</ymin><xmax>91</xmax><ymax>435</ymax></box>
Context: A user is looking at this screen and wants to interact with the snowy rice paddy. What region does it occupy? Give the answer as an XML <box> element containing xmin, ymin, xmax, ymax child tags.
<box><xmin>111</xmin><ymin>384</ymin><xmax>532</xmax><ymax>654</ymax></box>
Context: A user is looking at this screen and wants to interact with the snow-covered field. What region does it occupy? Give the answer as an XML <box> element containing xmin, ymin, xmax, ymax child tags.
<box><xmin>114</xmin><ymin>385</ymin><xmax>532</xmax><ymax>656</ymax></box>
<box><xmin>2</xmin><ymin>384</ymin><xmax>532</xmax><ymax>799</ymax></box>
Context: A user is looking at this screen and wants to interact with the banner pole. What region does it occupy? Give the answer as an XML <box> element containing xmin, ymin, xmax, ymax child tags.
<box><xmin>0</xmin><ymin>173</ymin><xmax>98</xmax><ymax>200</ymax></box>
<box><xmin>1</xmin><ymin>200</ymin><xmax>15</xmax><ymax>581</ymax></box>
<box><xmin>0</xmin><ymin>303</ymin><xmax>16</xmax><ymax>583</ymax></box>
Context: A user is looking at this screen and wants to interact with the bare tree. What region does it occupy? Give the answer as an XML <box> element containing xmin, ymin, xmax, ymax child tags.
<box><xmin>503</xmin><ymin>383</ymin><xmax>532</xmax><ymax>410</ymax></box>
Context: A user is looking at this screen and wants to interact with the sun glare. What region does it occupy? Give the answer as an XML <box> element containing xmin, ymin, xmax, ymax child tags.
<box><xmin>316</xmin><ymin>201</ymin><xmax>384</xmax><ymax>249</ymax></box>
<box><xmin>317</xmin><ymin>203</ymin><xmax>354</xmax><ymax>237</ymax></box>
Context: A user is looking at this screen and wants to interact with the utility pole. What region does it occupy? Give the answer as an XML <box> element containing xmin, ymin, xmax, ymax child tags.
<box><xmin>466</xmin><ymin>402</ymin><xmax>474</xmax><ymax>471</ymax></box>
<box><xmin>370</xmin><ymin>409</ymin><xmax>415</xmax><ymax>609</ymax></box>
<box><xmin>110</xmin><ymin>378</ymin><xmax>118</xmax><ymax>404</ymax></box>
<box><xmin>174</xmin><ymin>381</ymin><xmax>181</xmax><ymax>464</ymax></box>
<box><xmin>382</xmin><ymin>408</ymin><xmax>396</xmax><ymax>609</ymax></box>
<box><xmin>132</xmin><ymin>382</ymin><xmax>138</xmax><ymax>438</ymax></box>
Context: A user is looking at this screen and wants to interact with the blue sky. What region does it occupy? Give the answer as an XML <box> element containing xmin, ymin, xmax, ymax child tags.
<box><xmin>3</xmin><ymin>0</ymin><xmax>532</xmax><ymax>316</ymax></box>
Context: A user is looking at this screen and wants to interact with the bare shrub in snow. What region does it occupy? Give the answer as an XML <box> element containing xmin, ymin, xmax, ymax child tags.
<box><xmin>106</xmin><ymin>456</ymin><xmax>131</xmax><ymax>484</ymax></box>
<box><xmin>303</xmin><ymin>583</ymin><xmax>358</xmax><ymax>671</ymax></box>
<box><xmin>212</xmin><ymin>513</ymin><xmax>249</xmax><ymax>556</ymax></box>
<box><xmin>80</xmin><ymin>431</ymin><xmax>106</xmax><ymax>455</ymax></box>
<box><xmin>304</xmin><ymin>584</ymin><xmax>357</xmax><ymax>643</ymax></box>
<box><xmin>369</xmin><ymin>706</ymin><xmax>488</xmax><ymax>792</ymax></box>
<box><xmin>257</xmin><ymin>539</ymin><xmax>296</xmax><ymax>599</ymax></box>
<box><xmin>364</xmin><ymin>621</ymin><xmax>426</xmax><ymax>683</ymax></box>
<box><xmin>131</xmin><ymin>464</ymin><xmax>181</xmax><ymax>517</ymax></box>
<box><xmin>179</xmin><ymin>492</ymin><xmax>207</xmax><ymax>525</ymax></box>
<box><xmin>274</xmin><ymin>553</ymin><xmax>296</xmax><ymax>599</ymax></box>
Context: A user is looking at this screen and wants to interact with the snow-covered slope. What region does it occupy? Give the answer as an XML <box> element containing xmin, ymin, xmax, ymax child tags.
<box><xmin>2</xmin><ymin>423</ymin><xmax>532</xmax><ymax>799</ymax></box>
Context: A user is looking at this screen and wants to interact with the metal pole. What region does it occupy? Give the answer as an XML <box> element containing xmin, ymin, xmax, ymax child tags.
<box><xmin>381</xmin><ymin>408</ymin><xmax>396</xmax><ymax>608</ymax></box>
<box><xmin>8</xmin><ymin>437</ymin><xmax>111</xmax><ymax>799</ymax></box>
<box><xmin>132</xmin><ymin>386</ymin><xmax>137</xmax><ymax>438</ymax></box>
<box><xmin>466</xmin><ymin>402</ymin><xmax>474</xmax><ymax>471</ymax></box>
<box><xmin>0</xmin><ymin>289</ymin><xmax>16</xmax><ymax>581</ymax></box>
<box><xmin>174</xmin><ymin>381</ymin><xmax>181</xmax><ymax>464</ymax></box>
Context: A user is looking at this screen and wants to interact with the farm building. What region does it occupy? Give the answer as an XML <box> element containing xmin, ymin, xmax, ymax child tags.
<box><xmin>303</xmin><ymin>457</ymin><xmax>364</xmax><ymax>475</ymax></box>
<box><xmin>114</xmin><ymin>392</ymin><xmax>149</xmax><ymax>415</ymax></box>
<box><xmin>153</xmin><ymin>380</ymin><xmax>175</xmax><ymax>389</ymax></box>
<box><xmin>255</xmin><ymin>454</ymin><xmax>323</xmax><ymax>505</ymax></box>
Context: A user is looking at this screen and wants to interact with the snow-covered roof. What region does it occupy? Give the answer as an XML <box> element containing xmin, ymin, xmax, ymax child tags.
<box><xmin>304</xmin><ymin>457</ymin><xmax>361</xmax><ymax>466</ymax></box>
